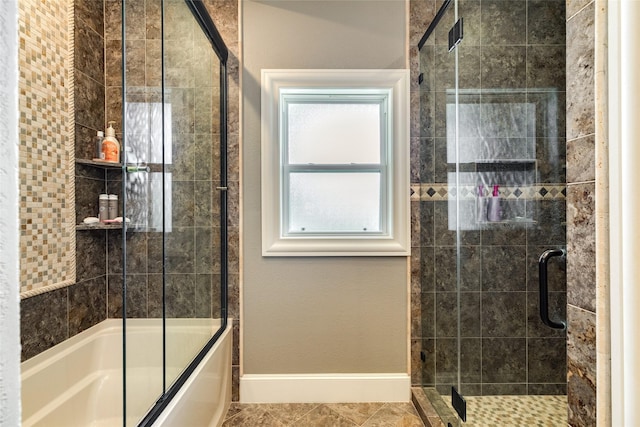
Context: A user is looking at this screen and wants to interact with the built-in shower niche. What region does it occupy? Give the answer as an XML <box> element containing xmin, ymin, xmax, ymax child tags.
<box><xmin>445</xmin><ymin>88</ymin><xmax>561</xmax><ymax>230</ymax></box>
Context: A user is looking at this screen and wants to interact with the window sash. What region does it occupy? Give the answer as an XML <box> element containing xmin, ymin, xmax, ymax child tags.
<box><xmin>280</xmin><ymin>93</ymin><xmax>390</xmax><ymax>237</ymax></box>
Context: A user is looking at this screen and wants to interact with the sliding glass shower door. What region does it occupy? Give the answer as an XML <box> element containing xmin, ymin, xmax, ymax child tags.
<box><xmin>121</xmin><ymin>0</ymin><xmax>228</xmax><ymax>425</ymax></box>
<box><xmin>418</xmin><ymin>0</ymin><xmax>567</xmax><ymax>425</ymax></box>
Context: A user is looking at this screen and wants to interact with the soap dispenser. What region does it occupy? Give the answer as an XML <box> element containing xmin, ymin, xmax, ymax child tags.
<box><xmin>101</xmin><ymin>121</ymin><xmax>120</xmax><ymax>163</ymax></box>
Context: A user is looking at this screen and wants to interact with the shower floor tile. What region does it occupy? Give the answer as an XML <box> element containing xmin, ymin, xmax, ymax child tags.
<box><xmin>446</xmin><ymin>395</ymin><xmax>567</xmax><ymax>427</ymax></box>
<box><xmin>222</xmin><ymin>402</ymin><xmax>425</xmax><ymax>426</ymax></box>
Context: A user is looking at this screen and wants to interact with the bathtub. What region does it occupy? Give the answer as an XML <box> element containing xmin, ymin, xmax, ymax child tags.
<box><xmin>21</xmin><ymin>318</ymin><xmax>232</xmax><ymax>427</ymax></box>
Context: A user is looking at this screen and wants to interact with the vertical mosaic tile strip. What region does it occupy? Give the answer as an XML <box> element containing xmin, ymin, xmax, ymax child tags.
<box><xmin>19</xmin><ymin>0</ymin><xmax>75</xmax><ymax>295</ymax></box>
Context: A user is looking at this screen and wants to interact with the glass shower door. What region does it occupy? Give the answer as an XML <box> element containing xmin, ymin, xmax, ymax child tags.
<box><xmin>121</xmin><ymin>0</ymin><xmax>228</xmax><ymax>425</ymax></box>
<box><xmin>418</xmin><ymin>1</ymin><xmax>463</xmax><ymax>424</ymax></box>
<box><xmin>162</xmin><ymin>0</ymin><xmax>226</xmax><ymax>392</ymax></box>
<box><xmin>419</xmin><ymin>0</ymin><xmax>567</xmax><ymax>425</ymax></box>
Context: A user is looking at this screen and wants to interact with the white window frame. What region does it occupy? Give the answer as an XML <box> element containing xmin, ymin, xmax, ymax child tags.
<box><xmin>261</xmin><ymin>69</ymin><xmax>409</xmax><ymax>256</ymax></box>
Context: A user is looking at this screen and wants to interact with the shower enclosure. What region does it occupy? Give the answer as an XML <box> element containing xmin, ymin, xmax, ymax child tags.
<box><xmin>416</xmin><ymin>0</ymin><xmax>566</xmax><ymax>424</ymax></box>
<box><xmin>118</xmin><ymin>0</ymin><xmax>228</xmax><ymax>425</ymax></box>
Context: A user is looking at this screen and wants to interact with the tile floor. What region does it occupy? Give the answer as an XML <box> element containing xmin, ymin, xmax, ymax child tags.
<box><xmin>458</xmin><ymin>395</ymin><xmax>567</xmax><ymax>427</ymax></box>
<box><xmin>222</xmin><ymin>402</ymin><xmax>426</xmax><ymax>426</ymax></box>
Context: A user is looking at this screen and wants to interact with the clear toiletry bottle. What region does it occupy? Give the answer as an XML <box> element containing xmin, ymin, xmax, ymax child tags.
<box><xmin>476</xmin><ymin>184</ymin><xmax>486</xmax><ymax>223</ymax></box>
<box><xmin>487</xmin><ymin>184</ymin><xmax>502</xmax><ymax>222</ymax></box>
<box><xmin>101</xmin><ymin>121</ymin><xmax>120</xmax><ymax>163</ymax></box>
<box><xmin>99</xmin><ymin>194</ymin><xmax>109</xmax><ymax>222</ymax></box>
<box><xmin>94</xmin><ymin>130</ymin><xmax>104</xmax><ymax>161</ymax></box>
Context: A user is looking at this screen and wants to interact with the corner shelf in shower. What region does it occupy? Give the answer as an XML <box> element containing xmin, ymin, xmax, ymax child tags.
<box><xmin>76</xmin><ymin>223</ymin><xmax>123</xmax><ymax>231</ymax></box>
<box><xmin>75</xmin><ymin>158</ymin><xmax>123</xmax><ymax>169</ymax></box>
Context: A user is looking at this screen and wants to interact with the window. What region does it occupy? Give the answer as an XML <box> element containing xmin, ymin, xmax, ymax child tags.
<box><xmin>261</xmin><ymin>70</ymin><xmax>409</xmax><ymax>256</ymax></box>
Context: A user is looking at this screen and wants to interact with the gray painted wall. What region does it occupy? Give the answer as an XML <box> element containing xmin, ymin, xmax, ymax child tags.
<box><xmin>241</xmin><ymin>0</ymin><xmax>408</xmax><ymax>374</ymax></box>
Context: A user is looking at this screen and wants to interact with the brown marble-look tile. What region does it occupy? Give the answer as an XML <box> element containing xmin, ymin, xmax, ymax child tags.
<box><xmin>535</xmin><ymin>137</ymin><xmax>567</xmax><ymax>183</ymax></box>
<box><xmin>567</xmin><ymin>304</ymin><xmax>596</xmax><ymax>426</ymax></box>
<box><xmin>124</xmin><ymin>0</ymin><xmax>146</xmax><ymax>40</ymax></box>
<box><xmin>75</xmin><ymin>70</ymin><xmax>106</xmax><ymax>130</ymax></box>
<box><xmin>146</xmin><ymin>0</ymin><xmax>161</xmax><ymax>40</ymax></box>
<box><xmin>528</xmin><ymin>382</ymin><xmax>567</xmax><ymax>395</ymax></box>
<box><xmin>566</xmin><ymin>0</ymin><xmax>592</xmax><ymax>20</ymax></box>
<box><xmin>527</xmin><ymin>45</ymin><xmax>566</xmax><ymax>91</ymax></box>
<box><xmin>409</xmin><ymin>0</ymin><xmax>436</xmax><ymax>46</ymax></box>
<box><xmin>124</xmin><ymin>39</ymin><xmax>146</xmax><ymax>87</ymax></box>
<box><xmin>232</xmin><ymin>365</ymin><xmax>239</xmax><ymax>402</ymax></box>
<box><xmin>527</xmin><ymin>290</ymin><xmax>567</xmax><ymax>338</ymax></box>
<box><xmin>566</xmin><ymin>2</ymin><xmax>595</xmax><ymax>140</ymax></box>
<box><xmin>227</xmin><ymin>273</ymin><xmax>240</xmax><ymax>320</ymax></box>
<box><xmin>76</xmin><ymin>229</ymin><xmax>107</xmax><ymax>281</ymax></box>
<box><xmin>75</xmin><ymin>0</ymin><xmax>105</xmax><ymax>37</ymax></box>
<box><xmin>262</xmin><ymin>403</ymin><xmax>318</xmax><ymax>425</ymax></box>
<box><xmin>566</xmin><ymin>183</ymin><xmax>596</xmax><ymax>312</ymax></box>
<box><xmin>481</xmin><ymin>46</ymin><xmax>527</xmax><ymax>89</ymax></box>
<box><xmin>75</xmin><ymin>172</ymin><xmax>107</xmax><ymax>224</ymax></box>
<box><xmin>420</xmin><ymin>292</ymin><xmax>435</xmax><ymax>338</ymax></box>
<box><xmin>145</xmin><ymin>39</ymin><xmax>162</xmax><ymax>88</ymax></box>
<box><xmin>567</xmin><ymin>134</ymin><xmax>595</xmax><ymax>183</ymax></box>
<box><xmin>195</xmin><ymin>227</ymin><xmax>216</xmax><ymax>274</ymax></box>
<box><xmin>204</xmin><ymin>0</ymin><xmax>239</xmax><ymax>46</ymax></box>
<box><xmin>227</xmin><ymin>133</ymin><xmax>240</xmax><ymax>182</ymax></box>
<box><xmin>481</xmin><ymin>338</ymin><xmax>526</xmax><ymax>383</ymax></box>
<box><xmin>69</xmin><ymin>277</ymin><xmax>107</xmax><ymax>335</ymax></box>
<box><xmin>104</xmin><ymin>0</ymin><xmax>122</xmax><ymax>41</ymax></box>
<box><xmin>527</xmin><ymin>0</ymin><xmax>566</xmax><ymax>45</ymax></box>
<box><xmin>436</xmin><ymin>291</ymin><xmax>481</xmax><ymax>338</ymax></box>
<box><xmin>147</xmin><ymin>273</ymin><xmax>163</xmax><ymax>318</ymax></box>
<box><xmin>75</xmin><ymin>19</ymin><xmax>105</xmax><ymax>84</ymax></box>
<box><xmin>222</xmin><ymin>405</ymin><xmax>286</xmax><ymax>427</ymax></box>
<box><xmin>107</xmin><ymin>273</ymin><xmax>148</xmax><ymax>318</ymax></box>
<box><xmin>435</xmin><ymin>246</ymin><xmax>481</xmax><ymax>292</ymax></box>
<box><xmin>105</xmin><ymin>86</ymin><xmax>123</xmax><ymax>131</ymax></box>
<box><xmin>436</xmin><ymin>338</ymin><xmax>482</xmax><ymax>385</ymax></box>
<box><xmin>165</xmin><ymin>273</ymin><xmax>196</xmax><ymax>318</ymax></box>
<box><xmin>195</xmin><ymin>273</ymin><xmax>213</xmax><ymax>318</ymax></box>
<box><xmin>20</xmin><ymin>287</ymin><xmax>69</xmax><ymax>361</ymax></box>
<box><xmin>293</xmin><ymin>405</ymin><xmax>358</xmax><ymax>426</ymax></box>
<box><xmin>165</xmin><ymin>226</ymin><xmax>196</xmax><ymax>274</ymax></box>
<box><xmin>481</xmin><ymin>245</ymin><xmax>526</xmax><ymax>291</ymax></box>
<box><xmin>328</xmin><ymin>403</ymin><xmax>385</xmax><ymax>425</ymax></box>
<box><xmin>362</xmin><ymin>403</ymin><xmax>424</xmax><ymax>427</ymax></box>
<box><xmin>481</xmin><ymin>291</ymin><xmax>526</xmax><ymax>337</ymax></box>
<box><xmin>480</xmin><ymin>0</ymin><xmax>526</xmax><ymax>45</ymax></box>
<box><xmin>528</xmin><ymin>337</ymin><xmax>567</xmax><ymax>383</ymax></box>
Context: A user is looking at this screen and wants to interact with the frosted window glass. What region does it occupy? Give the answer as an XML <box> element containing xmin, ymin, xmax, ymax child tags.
<box><xmin>288</xmin><ymin>103</ymin><xmax>381</xmax><ymax>164</ymax></box>
<box><xmin>288</xmin><ymin>173</ymin><xmax>381</xmax><ymax>233</ymax></box>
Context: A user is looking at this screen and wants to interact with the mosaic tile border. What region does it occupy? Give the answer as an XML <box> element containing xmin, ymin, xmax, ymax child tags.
<box><xmin>19</xmin><ymin>0</ymin><xmax>76</xmax><ymax>296</ymax></box>
<box><xmin>410</xmin><ymin>183</ymin><xmax>567</xmax><ymax>201</ymax></box>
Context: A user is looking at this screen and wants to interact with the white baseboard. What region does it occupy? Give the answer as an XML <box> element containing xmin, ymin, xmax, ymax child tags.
<box><xmin>239</xmin><ymin>373</ymin><xmax>411</xmax><ymax>403</ymax></box>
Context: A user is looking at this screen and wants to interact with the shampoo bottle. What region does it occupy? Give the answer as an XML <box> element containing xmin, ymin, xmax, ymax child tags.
<box><xmin>102</xmin><ymin>121</ymin><xmax>120</xmax><ymax>163</ymax></box>
<box><xmin>487</xmin><ymin>184</ymin><xmax>502</xmax><ymax>222</ymax></box>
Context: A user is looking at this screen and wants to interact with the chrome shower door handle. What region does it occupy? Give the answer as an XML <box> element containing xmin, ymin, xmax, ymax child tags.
<box><xmin>538</xmin><ymin>248</ymin><xmax>566</xmax><ymax>330</ymax></box>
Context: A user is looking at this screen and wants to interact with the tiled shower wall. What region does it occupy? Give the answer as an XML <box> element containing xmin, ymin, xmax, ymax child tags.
<box><xmin>20</xmin><ymin>3</ymin><xmax>241</xmax><ymax>407</ymax></box>
<box><xmin>21</xmin><ymin>0</ymin><xmax>108</xmax><ymax>360</ymax></box>
<box><xmin>565</xmin><ymin>0</ymin><xmax>598</xmax><ymax>425</ymax></box>
<box><xmin>410</xmin><ymin>0</ymin><xmax>567</xmax><ymax>396</ymax></box>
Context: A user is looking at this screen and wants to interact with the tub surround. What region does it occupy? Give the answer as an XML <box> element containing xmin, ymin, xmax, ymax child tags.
<box><xmin>21</xmin><ymin>319</ymin><xmax>232</xmax><ymax>427</ymax></box>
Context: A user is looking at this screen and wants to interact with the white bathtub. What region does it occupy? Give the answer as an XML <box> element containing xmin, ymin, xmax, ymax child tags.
<box><xmin>21</xmin><ymin>318</ymin><xmax>232</xmax><ymax>427</ymax></box>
